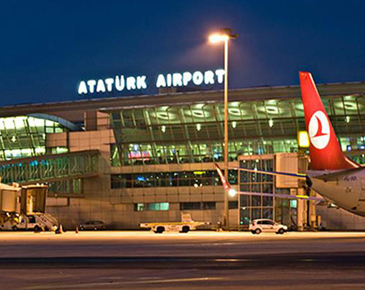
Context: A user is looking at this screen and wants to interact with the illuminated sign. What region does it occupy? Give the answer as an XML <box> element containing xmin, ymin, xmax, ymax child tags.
<box><xmin>128</xmin><ymin>151</ymin><xmax>151</xmax><ymax>160</ymax></box>
<box><xmin>78</xmin><ymin>69</ymin><xmax>225</xmax><ymax>95</ymax></box>
<box><xmin>298</xmin><ymin>131</ymin><xmax>310</xmax><ymax>148</ymax></box>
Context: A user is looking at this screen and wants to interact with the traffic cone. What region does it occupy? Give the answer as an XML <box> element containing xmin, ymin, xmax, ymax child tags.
<box><xmin>75</xmin><ymin>226</ymin><xmax>79</xmax><ymax>234</ymax></box>
<box><xmin>55</xmin><ymin>224</ymin><xmax>64</xmax><ymax>234</ymax></box>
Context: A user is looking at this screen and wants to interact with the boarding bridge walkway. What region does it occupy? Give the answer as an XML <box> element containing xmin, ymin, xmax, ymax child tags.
<box><xmin>0</xmin><ymin>150</ymin><xmax>100</xmax><ymax>184</ymax></box>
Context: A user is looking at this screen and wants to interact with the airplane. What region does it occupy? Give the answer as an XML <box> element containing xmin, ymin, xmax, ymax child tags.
<box><xmin>216</xmin><ymin>71</ymin><xmax>365</xmax><ymax>217</ymax></box>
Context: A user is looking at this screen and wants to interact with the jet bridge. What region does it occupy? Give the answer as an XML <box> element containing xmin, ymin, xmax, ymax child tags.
<box><xmin>0</xmin><ymin>150</ymin><xmax>100</xmax><ymax>185</ymax></box>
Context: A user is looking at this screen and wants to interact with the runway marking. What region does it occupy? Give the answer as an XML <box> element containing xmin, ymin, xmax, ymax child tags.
<box><xmin>25</xmin><ymin>277</ymin><xmax>224</xmax><ymax>289</ymax></box>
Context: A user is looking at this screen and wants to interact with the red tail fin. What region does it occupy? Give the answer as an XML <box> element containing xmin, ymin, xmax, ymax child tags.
<box><xmin>299</xmin><ymin>72</ymin><xmax>359</xmax><ymax>170</ymax></box>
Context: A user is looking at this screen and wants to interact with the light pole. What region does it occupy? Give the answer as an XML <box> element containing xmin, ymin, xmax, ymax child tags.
<box><xmin>209</xmin><ymin>28</ymin><xmax>238</xmax><ymax>230</ymax></box>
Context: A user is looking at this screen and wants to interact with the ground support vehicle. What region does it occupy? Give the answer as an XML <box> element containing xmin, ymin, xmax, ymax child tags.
<box><xmin>140</xmin><ymin>213</ymin><xmax>209</xmax><ymax>234</ymax></box>
<box><xmin>2</xmin><ymin>213</ymin><xmax>58</xmax><ymax>231</ymax></box>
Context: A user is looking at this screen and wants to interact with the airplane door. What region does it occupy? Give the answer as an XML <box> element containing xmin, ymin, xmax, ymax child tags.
<box><xmin>359</xmin><ymin>178</ymin><xmax>365</xmax><ymax>201</ymax></box>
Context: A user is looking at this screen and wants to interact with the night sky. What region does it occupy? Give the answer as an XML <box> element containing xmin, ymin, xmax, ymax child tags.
<box><xmin>1</xmin><ymin>1</ymin><xmax>364</xmax><ymax>106</ymax></box>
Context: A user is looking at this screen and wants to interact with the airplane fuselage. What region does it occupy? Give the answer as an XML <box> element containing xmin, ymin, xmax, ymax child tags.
<box><xmin>309</xmin><ymin>168</ymin><xmax>365</xmax><ymax>217</ymax></box>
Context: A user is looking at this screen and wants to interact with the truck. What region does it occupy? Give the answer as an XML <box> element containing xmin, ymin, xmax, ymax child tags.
<box><xmin>1</xmin><ymin>213</ymin><xmax>58</xmax><ymax>231</ymax></box>
<box><xmin>139</xmin><ymin>212</ymin><xmax>209</xmax><ymax>234</ymax></box>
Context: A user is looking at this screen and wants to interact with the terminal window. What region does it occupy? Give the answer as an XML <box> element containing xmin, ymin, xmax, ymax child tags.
<box><xmin>202</xmin><ymin>202</ymin><xmax>216</xmax><ymax>210</ymax></box>
<box><xmin>180</xmin><ymin>202</ymin><xmax>201</xmax><ymax>210</ymax></box>
<box><xmin>110</xmin><ymin>170</ymin><xmax>237</xmax><ymax>189</ymax></box>
<box><xmin>134</xmin><ymin>202</ymin><xmax>169</xmax><ymax>211</ymax></box>
<box><xmin>180</xmin><ymin>202</ymin><xmax>216</xmax><ymax>210</ymax></box>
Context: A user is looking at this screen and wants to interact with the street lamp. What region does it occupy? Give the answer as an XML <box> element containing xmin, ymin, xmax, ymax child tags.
<box><xmin>209</xmin><ymin>28</ymin><xmax>238</xmax><ymax>230</ymax></box>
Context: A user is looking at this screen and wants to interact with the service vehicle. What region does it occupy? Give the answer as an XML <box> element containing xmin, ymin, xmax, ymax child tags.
<box><xmin>4</xmin><ymin>213</ymin><xmax>58</xmax><ymax>231</ymax></box>
<box><xmin>249</xmin><ymin>219</ymin><xmax>288</xmax><ymax>235</ymax></box>
<box><xmin>12</xmin><ymin>215</ymin><xmax>43</xmax><ymax>231</ymax></box>
<box><xmin>140</xmin><ymin>213</ymin><xmax>209</xmax><ymax>234</ymax></box>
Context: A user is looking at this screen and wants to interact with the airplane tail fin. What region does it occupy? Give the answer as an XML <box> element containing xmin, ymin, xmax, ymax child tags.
<box><xmin>299</xmin><ymin>72</ymin><xmax>359</xmax><ymax>170</ymax></box>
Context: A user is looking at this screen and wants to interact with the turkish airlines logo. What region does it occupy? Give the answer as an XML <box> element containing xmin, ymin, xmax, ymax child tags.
<box><xmin>308</xmin><ymin>111</ymin><xmax>330</xmax><ymax>149</ymax></box>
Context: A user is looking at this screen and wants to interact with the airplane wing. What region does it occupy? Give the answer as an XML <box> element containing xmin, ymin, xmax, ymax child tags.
<box><xmin>215</xmin><ymin>163</ymin><xmax>323</xmax><ymax>202</ymax></box>
<box><xmin>236</xmin><ymin>190</ymin><xmax>323</xmax><ymax>201</ymax></box>
<box><xmin>215</xmin><ymin>163</ymin><xmax>231</xmax><ymax>191</ymax></box>
<box><xmin>229</xmin><ymin>166</ymin><xmax>307</xmax><ymax>180</ymax></box>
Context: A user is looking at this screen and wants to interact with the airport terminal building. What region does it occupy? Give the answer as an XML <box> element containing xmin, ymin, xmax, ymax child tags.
<box><xmin>1</xmin><ymin>81</ymin><xmax>365</xmax><ymax>230</ymax></box>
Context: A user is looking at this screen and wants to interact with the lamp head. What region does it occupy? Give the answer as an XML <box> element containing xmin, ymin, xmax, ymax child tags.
<box><xmin>209</xmin><ymin>33</ymin><xmax>229</xmax><ymax>43</ymax></box>
<box><xmin>209</xmin><ymin>28</ymin><xmax>238</xmax><ymax>43</ymax></box>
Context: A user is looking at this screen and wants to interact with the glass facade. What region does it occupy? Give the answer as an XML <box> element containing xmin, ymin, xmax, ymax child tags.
<box><xmin>239</xmin><ymin>158</ymin><xmax>275</xmax><ymax>226</ymax></box>
<box><xmin>0</xmin><ymin>116</ymin><xmax>68</xmax><ymax>160</ymax></box>
<box><xmin>239</xmin><ymin>157</ymin><xmax>298</xmax><ymax>228</ymax></box>
<box><xmin>0</xmin><ymin>115</ymin><xmax>86</xmax><ymax>195</ymax></box>
<box><xmin>111</xmin><ymin>170</ymin><xmax>237</xmax><ymax>189</ymax></box>
<box><xmin>0</xmin><ymin>150</ymin><xmax>99</xmax><ymax>185</ymax></box>
<box><xmin>48</xmin><ymin>179</ymin><xmax>83</xmax><ymax>197</ymax></box>
<box><xmin>110</xmin><ymin>94</ymin><xmax>365</xmax><ymax>167</ymax></box>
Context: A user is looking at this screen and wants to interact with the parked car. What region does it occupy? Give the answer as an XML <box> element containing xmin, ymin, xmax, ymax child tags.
<box><xmin>249</xmin><ymin>219</ymin><xmax>287</xmax><ymax>235</ymax></box>
<box><xmin>79</xmin><ymin>220</ymin><xmax>106</xmax><ymax>231</ymax></box>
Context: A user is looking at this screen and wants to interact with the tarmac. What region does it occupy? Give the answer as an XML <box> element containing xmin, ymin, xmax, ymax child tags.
<box><xmin>1</xmin><ymin>231</ymin><xmax>365</xmax><ymax>289</ymax></box>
